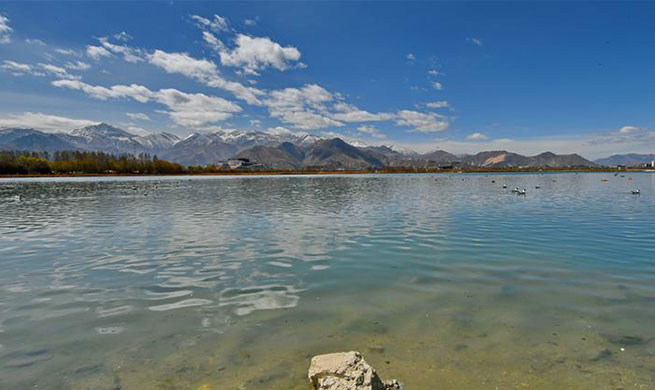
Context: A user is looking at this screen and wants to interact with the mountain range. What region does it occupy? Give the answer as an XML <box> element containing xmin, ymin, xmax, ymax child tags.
<box><xmin>0</xmin><ymin>123</ymin><xmax>612</xmax><ymax>169</ymax></box>
<box><xmin>594</xmin><ymin>153</ymin><xmax>655</xmax><ymax>167</ymax></box>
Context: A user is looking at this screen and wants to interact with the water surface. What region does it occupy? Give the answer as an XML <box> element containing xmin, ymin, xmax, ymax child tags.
<box><xmin>1</xmin><ymin>173</ymin><xmax>654</xmax><ymax>390</ymax></box>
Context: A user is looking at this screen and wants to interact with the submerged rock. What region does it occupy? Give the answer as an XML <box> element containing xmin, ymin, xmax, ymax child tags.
<box><xmin>308</xmin><ymin>351</ymin><xmax>402</xmax><ymax>390</ymax></box>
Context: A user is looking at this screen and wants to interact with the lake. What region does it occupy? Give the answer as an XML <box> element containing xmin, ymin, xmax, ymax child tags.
<box><xmin>1</xmin><ymin>172</ymin><xmax>654</xmax><ymax>390</ymax></box>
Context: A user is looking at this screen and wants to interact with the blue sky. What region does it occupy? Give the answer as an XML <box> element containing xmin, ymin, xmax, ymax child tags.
<box><xmin>0</xmin><ymin>2</ymin><xmax>654</xmax><ymax>158</ymax></box>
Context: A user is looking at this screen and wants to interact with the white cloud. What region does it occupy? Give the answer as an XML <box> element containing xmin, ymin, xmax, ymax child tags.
<box><xmin>250</xmin><ymin>119</ymin><xmax>261</xmax><ymax>127</ymax></box>
<box><xmin>156</xmin><ymin>88</ymin><xmax>241</xmax><ymax>127</ymax></box>
<box><xmin>619</xmin><ymin>125</ymin><xmax>644</xmax><ymax>134</ymax></box>
<box><xmin>0</xmin><ymin>13</ymin><xmax>12</xmax><ymax>44</ymax></box>
<box><xmin>87</xmin><ymin>45</ymin><xmax>111</xmax><ymax>60</ymax></box>
<box><xmin>217</xmin><ymin>34</ymin><xmax>302</xmax><ymax>75</ymax></box>
<box><xmin>0</xmin><ymin>112</ymin><xmax>98</xmax><ymax>132</ymax></box>
<box><xmin>190</xmin><ymin>14</ymin><xmax>230</xmax><ymax>33</ymax></box>
<box><xmin>52</xmin><ymin>79</ymin><xmax>241</xmax><ymax>127</ymax></box>
<box><xmin>425</xmin><ymin>100</ymin><xmax>449</xmax><ymax>109</ymax></box>
<box><xmin>468</xmin><ymin>37</ymin><xmax>483</xmax><ymax>47</ymax></box>
<box><xmin>202</xmin><ymin>31</ymin><xmax>225</xmax><ymax>52</ymax></box>
<box><xmin>98</xmin><ymin>37</ymin><xmax>144</xmax><ymax>63</ymax></box>
<box><xmin>356</xmin><ymin>125</ymin><xmax>386</xmax><ymax>139</ymax></box>
<box><xmin>265</xmin><ymin>84</ymin><xmax>343</xmax><ymax>130</ymax></box>
<box><xmin>55</xmin><ymin>48</ymin><xmax>78</xmax><ymax>56</ymax></box>
<box><xmin>38</xmin><ymin>63</ymin><xmax>74</xmax><ymax>78</ymax></box>
<box><xmin>39</xmin><ymin>63</ymin><xmax>69</xmax><ymax>78</ymax></box>
<box><xmin>126</xmin><ymin>112</ymin><xmax>150</xmax><ymax>121</ymax></box>
<box><xmin>1</xmin><ymin>60</ymin><xmax>80</xmax><ymax>78</ymax></box>
<box><xmin>64</xmin><ymin>61</ymin><xmax>91</xmax><ymax>71</ymax></box>
<box><xmin>407</xmin><ymin>53</ymin><xmax>416</xmax><ymax>61</ymax></box>
<box><xmin>113</xmin><ymin>31</ymin><xmax>132</xmax><ymax>42</ymax></box>
<box><xmin>395</xmin><ymin>110</ymin><xmax>449</xmax><ymax>133</ymax></box>
<box><xmin>244</xmin><ymin>18</ymin><xmax>257</xmax><ymax>26</ymax></box>
<box><xmin>52</xmin><ymin>79</ymin><xmax>155</xmax><ymax>102</ymax></box>
<box><xmin>331</xmin><ymin>103</ymin><xmax>394</xmax><ymax>123</ymax></box>
<box><xmin>431</xmin><ymin>81</ymin><xmax>443</xmax><ymax>90</ymax></box>
<box><xmin>428</xmin><ymin>69</ymin><xmax>440</xmax><ymax>76</ymax></box>
<box><xmin>149</xmin><ymin>50</ymin><xmax>218</xmax><ymax>82</ymax></box>
<box><xmin>148</xmin><ymin>49</ymin><xmax>263</xmax><ymax>104</ymax></box>
<box><xmin>467</xmin><ymin>132</ymin><xmax>488</xmax><ymax>140</ymax></box>
<box><xmin>25</xmin><ymin>38</ymin><xmax>45</xmax><ymax>46</ymax></box>
<box><xmin>1</xmin><ymin>60</ymin><xmax>34</xmax><ymax>75</ymax></box>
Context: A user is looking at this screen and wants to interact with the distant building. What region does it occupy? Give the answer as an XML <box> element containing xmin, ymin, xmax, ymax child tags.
<box><xmin>225</xmin><ymin>158</ymin><xmax>263</xmax><ymax>169</ymax></box>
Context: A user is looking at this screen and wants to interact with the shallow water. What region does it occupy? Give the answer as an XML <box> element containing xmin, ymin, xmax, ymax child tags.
<box><xmin>1</xmin><ymin>172</ymin><xmax>654</xmax><ymax>390</ymax></box>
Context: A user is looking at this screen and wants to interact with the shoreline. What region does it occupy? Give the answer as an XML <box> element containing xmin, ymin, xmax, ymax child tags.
<box><xmin>0</xmin><ymin>167</ymin><xmax>651</xmax><ymax>179</ymax></box>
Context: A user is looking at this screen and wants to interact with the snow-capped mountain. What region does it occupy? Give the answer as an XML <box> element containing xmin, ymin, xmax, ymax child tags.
<box><xmin>134</xmin><ymin>132</ymin><xmax>181</xmax><ymax>152</ymax></box>
<box><xmin>0</xmin><ymin>123</ymin><xmax>599</xmax><ymax>168</ymax></box>
<box><xmin>210</xmin><ymin>129</ymin><xmax>323</xmax><ymax>150</ymax></box>
<box><xmin>69</xmin><ymin>123</ymin><xmax>149</xmax><ymax>154</ymax></box>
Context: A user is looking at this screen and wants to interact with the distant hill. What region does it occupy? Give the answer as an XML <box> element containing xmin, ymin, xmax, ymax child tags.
<box><xmin>595</xmin><ymin>153</ymin><xmax>655</xmax><ymax>167</ymax></box>
<box><xmin>0</xmin><ymin>123</ymin><xmax>602</xmax><ymax>169</ymax></box>
<box><xmin>458</xmin><ymin>150</ymin><xmax>595</xmax><ymax>168</ymax></box>
<box><xmin>236</xmin><ymin>144</ymin><xmax>303</xmax><ymax>170</ymax></box>
<box><xmin>303</xmin><ymin>138</ymin><xmax>384</xmax><ymax>168</ymax></box>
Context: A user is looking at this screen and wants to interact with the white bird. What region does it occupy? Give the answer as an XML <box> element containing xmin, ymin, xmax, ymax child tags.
<box><xmin>631</xmin><ymin>189</ymin><xmax>640</xmax><ymax>195</ymax></box>
<box><xmin>517</xmin><ymin>188</ymin><xmax>527</xmax><ymax>195</ymax></box>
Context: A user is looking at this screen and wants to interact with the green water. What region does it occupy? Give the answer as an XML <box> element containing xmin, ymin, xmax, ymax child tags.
<box><xmin>1</xmin><ymin>173</ymin><xmax>654</xmax><ymax>390</ymax></box>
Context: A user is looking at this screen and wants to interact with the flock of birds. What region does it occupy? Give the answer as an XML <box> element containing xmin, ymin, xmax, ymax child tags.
<box><xmin>490</xmin><ymin>175</ymin><xmax>642</xmax><ymax>197</ymax></box>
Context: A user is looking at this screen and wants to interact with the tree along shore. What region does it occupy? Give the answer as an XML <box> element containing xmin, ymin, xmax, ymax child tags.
<box><xmin>0</xmin><ymin>150</ymin><xmax>648</xmax><ymax>177</ymax></box>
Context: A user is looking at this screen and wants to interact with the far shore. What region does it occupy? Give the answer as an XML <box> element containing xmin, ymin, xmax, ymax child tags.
<box><xmin>1</xmin><ymin>167</ymin><xmax>652</xmax><ymax>179</ymax></box>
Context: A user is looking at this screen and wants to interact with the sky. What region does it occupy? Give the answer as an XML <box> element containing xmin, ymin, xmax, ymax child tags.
<box><xmin>0</xmin><ymin>1</ymin><xmax>654</xmax><ymax>159</ymax></box>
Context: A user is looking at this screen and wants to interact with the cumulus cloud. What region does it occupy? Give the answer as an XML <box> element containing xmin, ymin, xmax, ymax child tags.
<box><xmin>431</xmin><ymin>81</ymin><xmax>443</xmax><ymax>90</ymax></box>
<box><xmin>149</xmin><ymin>50</ymin><xmax>218</xmax><ymax>82</ymax></box>
<box><xmin>356</xmin><ymin>125</ymin><xmax>386</xmax><ymax>139</ymax></box>
<box><xmin>113</xmin><ymin>31</ymin><xmax>132</xmax><ymax>42</ymax></box>
<box><xmin>157</xmin><ymin>88</ymin><xmax>241</xmax><ymax>127</ymax></box>
<box><xmin>0</xmin><ymin>112</ymin><xmax>98</xmax><ymax>132</ymax></box>
<box><xmin>55</xmin><ymin>48</ymin><xmax>78</xmax><ymax>56</ymax></box>
<box><xmin>190</xmin><ymin>14</ymin><xmax>230</xmax><ymax>32</ymax></box>
<box><xmin>64</xmin><ymin>61</ymin><xmax>91</xmax><ymax>71</ymax></box>
<box><xmin>407</xmin><ymin>53</ymin><xmax>416</xmax><ymax>61</ymax></box>
<box><xmin>265</xmin><ymin>84</ymin><xmax>343</xmax><ymax>130</ymax></box>
<box><xmin>217</xmin><ymin>34</ymin><xmax>302</xmax><ymax>75</ymax></box>
<box><xmin>148</xmin><ymin>49</ymin><xmax>264</xmax><ymax>104</ymax></box>
<box><xmin>425</xmin><ymin>100</ymin><xmax>449</xmax><ymax>109</ymax></box>
<box><xmin>52</xmin><ymin>79</ymin><xmax>153</xmax><ymax>102</ymax></box>
<box><xmin>97</xmin><ymin>37</ymin><xmax>144</xmax><ymax>63</ymax></box>
<box><xmin>202</xmin><ymin>31</ymin><xmax>225</xmax><ymax>52</ymax></box>
<box><xmin>0</xmin><ymin>13</ymin><xmax>12</xmax><ymax>44</ymax></box>
<box><xmin>1</xmin><ymin>60</ymin><xmax>81</xmax><ymax>79</ymax></box>
<box><xmin>244</xmin><ymin>18</ymin><xmax>258</xmax><ymax>26</ymax></box>
<box><xmin>126</xmin><ymin>112</ymin><xmax>150</xmax><ymax>121</ymax></box>
<box><xmin>1</xmin><ymin>60</ymin><xmax>35</xmax><ymax>75</ymax></box>
<box><xmin>52</xmin><ymin>79</ymin><xmax>241</xmax><ymax>127</ymax></box>
<box><xmin>87</xmin><ymin>45</ymin><xmax>111</xmax><ymax>60</ymax></box>
<box><xmin>38</xmin><ymin>63</ymin><xmax>78</xmax><ymax>79</ymax></box>
<box><xmin>331</xmin><ymin>103</ymin><xmax>394</xmax><ymax>123</ymax></box>
<box><xmin>467</xmin><ymin>132</ymin><xmax>488</xmax><ymax>140</ymax></box>
<box><xmin>395</xmin><ymin>110</ymin><xmax>449</xmax><ymax>133</ymax></box>
<box><xmin>428</xmin><ymin>69</ymin><xmax>440</xmax><ymax>76</ymax></box>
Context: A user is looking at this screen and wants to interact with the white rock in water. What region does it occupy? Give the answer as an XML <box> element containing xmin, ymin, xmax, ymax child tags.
<box><xmin>308</xmin><ymin>351</ymin><xmax>402</xmax><ymax>390</ymax></box>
